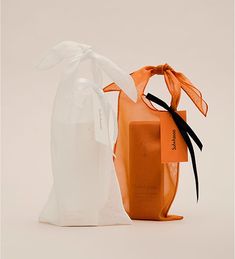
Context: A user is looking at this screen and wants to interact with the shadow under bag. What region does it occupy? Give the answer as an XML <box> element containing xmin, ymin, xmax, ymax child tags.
<box><xmin>104</xmin><ymin>64</ymin><xmax>208</xmax><ymax>221</ymax></box>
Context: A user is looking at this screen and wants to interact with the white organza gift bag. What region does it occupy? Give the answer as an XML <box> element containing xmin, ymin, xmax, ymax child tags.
<box><xmin>38</xmin><ymin>41</ymin><xmax>137</xmax><ymax>226</ymax></box>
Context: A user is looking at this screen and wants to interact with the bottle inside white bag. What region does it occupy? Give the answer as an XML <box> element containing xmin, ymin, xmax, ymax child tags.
<box><xmin>38</xmin><ymin>41</ymin><xmax>137</xmax><ymax>226</ymax></box>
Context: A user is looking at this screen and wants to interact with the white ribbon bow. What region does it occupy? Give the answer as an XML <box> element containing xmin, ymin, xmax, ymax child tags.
<box><xmin>38</xmin><ymin>41</ymin><xmax>137</xmax><ymax>148</ymax></box>
<box><xmin>38</xmin><ymin>41</ymin><xmax>137</xmax><ymax>101</ymax></box>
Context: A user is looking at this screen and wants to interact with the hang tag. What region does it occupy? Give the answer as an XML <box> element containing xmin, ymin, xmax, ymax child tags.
<box><xmin>160</xmin><ymin>111</ymin><xmax>188</xmax><ymax>163</ymax></box>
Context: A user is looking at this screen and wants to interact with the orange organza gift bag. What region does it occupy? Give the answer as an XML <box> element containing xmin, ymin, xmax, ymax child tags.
<box><xmin>104</xmin><ymin>64</ymin><xmax>208</xmax><ymax>221</ymax></box>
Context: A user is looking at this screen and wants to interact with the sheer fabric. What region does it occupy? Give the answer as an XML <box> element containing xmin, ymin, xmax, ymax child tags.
<box><xmin>38</xmin><ymin>41</ymin><xmax>137</xmax><ymax>226</ymax></box>
<box><xmin>104</xmin><ymin>64</ymin><xmax>207</xmax><ymax>220</ymax></box>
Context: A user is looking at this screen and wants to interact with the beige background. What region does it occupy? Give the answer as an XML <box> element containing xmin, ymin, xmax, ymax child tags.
<box><xmin>2</xmin><ymin>0</ymin><xmax>234</xmax><ymax>258</ymax></box>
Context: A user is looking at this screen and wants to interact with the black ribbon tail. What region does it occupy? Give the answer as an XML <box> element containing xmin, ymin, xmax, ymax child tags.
<box><xmin>176</xmin><ymin>124</ymin><xmax>199</xmax><ymax>201</ymax></box>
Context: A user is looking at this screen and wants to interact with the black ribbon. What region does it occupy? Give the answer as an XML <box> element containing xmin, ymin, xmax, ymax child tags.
<box><xmin>145</xmin><ymin>93</ymin><xmax>203</xmax><ymax>201</ymax></box>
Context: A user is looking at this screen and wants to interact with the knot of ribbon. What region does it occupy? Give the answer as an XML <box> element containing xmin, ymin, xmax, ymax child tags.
<box><xmin>146</xmin><ymin>93</ymin><xmax>204</xmax><ymax>201</ymax></box>
<box><xmin>151</xmin><ymin>64</ymin><xmax>174</xmax><ymax>75</ymax></box>
<box><xmin>38</xmin><ymin>41</ymin><xmax>137</xmax><ymax>102</ymax></box>
<box><xmin>148</xmin><ymin>63</ymin><xmax>208</xmax><ymax>116</ymax></box>
<box><xmin>38</xmin><ymin>41</ymin><xmax>137</xmax><ymax>149</ymax></box>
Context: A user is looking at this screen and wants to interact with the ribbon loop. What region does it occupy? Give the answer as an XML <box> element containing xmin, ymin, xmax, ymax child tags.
<box><xmin>37</xmin><ymin>41</ymin><xmax>91</xmax><ymax>70</ymax></box>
